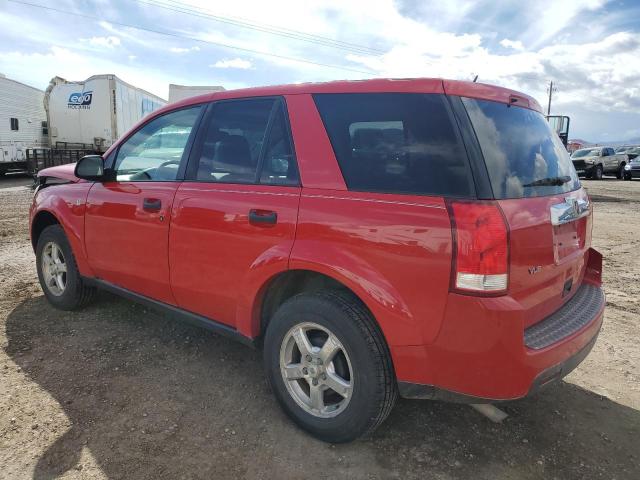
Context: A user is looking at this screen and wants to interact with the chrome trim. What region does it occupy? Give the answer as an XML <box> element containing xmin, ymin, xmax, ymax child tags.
<box><xmin>550</xmin><ymin>197</ymin><xmax>590</xmax><ymax>226</ymax></box>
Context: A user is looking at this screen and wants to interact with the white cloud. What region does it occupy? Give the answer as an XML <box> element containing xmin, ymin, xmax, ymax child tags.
<box><xmin>85</xmin><ymin>36</ymin><xmax>121</xmax><ymax>48</ymax></box>
<box><xmin>500</xmin><ymin>38</ymin><xmax>525</xmax><ymax>51</ymax></box>
<box><xmin>211</xmin><ymin>58</ymin><xmax>253</xmax><ymax>69</ymax></box>
<box><xmin>169</xmin><ymin>46</ymin><xmax>201</xmax><ymax>53</ymax></box>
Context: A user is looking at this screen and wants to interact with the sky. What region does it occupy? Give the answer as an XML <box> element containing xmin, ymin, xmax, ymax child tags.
<box><xmin>1</xmin><ymin>0</ymin><xmax>639</xmax><ymax>142</ymax></box>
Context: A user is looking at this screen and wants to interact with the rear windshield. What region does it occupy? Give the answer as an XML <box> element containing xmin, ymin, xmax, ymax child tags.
<box><xmin>313</xmin><ymin>93</ymin><xmax>474</xmax><ymax>197</ymax></box>
<box><xmin>462</xmin><ymin>97</ymin><xmax>580</xmax><ymax>199</ymax></box>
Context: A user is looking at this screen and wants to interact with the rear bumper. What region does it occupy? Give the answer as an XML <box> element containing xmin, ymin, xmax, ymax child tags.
<box><xmin>398</xmin><ymin>325</ymin><xmax>600</xmax><ymax>402</ymax></box>
<box><xmin>394</xmin><ymin>249</ymin><xmax>604</xmax><ymax>402</ymax></box>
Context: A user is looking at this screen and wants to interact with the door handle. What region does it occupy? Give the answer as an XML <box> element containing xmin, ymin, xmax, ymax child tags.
<box><xmin>143</xmin><ymin>198</ymin><xmax>162</xmax><ymax>211</ymax></box>
<box><xmin>249</xmin><ymin>209</ymin><xmax>277</xmax><ymax>225</ymax></box>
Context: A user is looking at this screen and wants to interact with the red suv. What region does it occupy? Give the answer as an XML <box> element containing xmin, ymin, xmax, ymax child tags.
<box><xmin>30</xmin><ymin>78</ymin><xmax>604</xmax><ymax>443</ymax></box>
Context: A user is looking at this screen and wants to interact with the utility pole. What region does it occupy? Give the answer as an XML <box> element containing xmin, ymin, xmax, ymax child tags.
<box><xmin>547</xmin><ymin>80</ymin><xmax>556</xmax><ymax>116</ymax></box>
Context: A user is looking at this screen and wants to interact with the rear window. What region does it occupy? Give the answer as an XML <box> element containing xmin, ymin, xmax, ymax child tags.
<box><xmin>462</xmin><ymin>97</ymin><xmax>580</xmax><ymax>199</ymax></box>
<box><xmin>313</xmin><ymin>93</ymin><xmax>474</xmax><ymax>197</ymax></box>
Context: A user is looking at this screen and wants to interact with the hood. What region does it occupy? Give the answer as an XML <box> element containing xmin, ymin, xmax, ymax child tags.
<box><xmin>572</xmin><ymin>155</ymin><xmax>598</xmax><ymax>162</ymax></box>
<box><xmin>37</xmin><ymin>163</ymin><xmax>81</xmax><ymax>183</ymax></box>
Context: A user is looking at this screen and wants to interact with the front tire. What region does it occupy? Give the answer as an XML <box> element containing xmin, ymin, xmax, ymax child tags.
<box><xmin>36</xmin><ymin>224</ymin><xmax>95</xmax><ymax>310</ymax></box>
<box><xmin>594</xmin><ymin>164</ymin><xmax>604</xmax><ymax>180</ymax></box>
<box><xmin>617</xmin><ymin>163</ymin><xmax>625</xmax><ymax>179</ymax></box>
<box><xmin>263</xmin><ymin>290</ymin><xmax>397</xmax><ymax>443</ymax></box>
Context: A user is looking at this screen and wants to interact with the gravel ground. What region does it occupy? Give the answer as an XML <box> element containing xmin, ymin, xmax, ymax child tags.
<box><xmin>0</xmin><ymin>174</ymin><xmax>638</xmax><ymax>480</ymax></box>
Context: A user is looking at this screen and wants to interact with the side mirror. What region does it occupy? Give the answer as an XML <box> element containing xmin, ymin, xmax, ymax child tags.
<box><xmin>74</xmin><ymin>155</ymin><xmax>105</xmax><ymax>181</ymax></box>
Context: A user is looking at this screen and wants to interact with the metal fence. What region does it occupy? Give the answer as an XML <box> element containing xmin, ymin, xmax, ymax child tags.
<box><xmin>26</xmin><ymin>148</ymin><xmax>97</xmax><ymax>175</ymax></box>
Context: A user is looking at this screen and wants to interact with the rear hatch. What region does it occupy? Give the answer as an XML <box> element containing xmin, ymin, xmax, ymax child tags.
<box><xmin>461</xmin><ymin>97</ymin><xmax>591</xmax><ymax>327</ymax></box>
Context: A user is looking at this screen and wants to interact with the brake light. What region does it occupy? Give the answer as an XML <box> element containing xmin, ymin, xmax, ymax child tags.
<box><xmin>448</xmin><ymin>201</ymin><xmax>509</xmax><ymax>294</ymax></box>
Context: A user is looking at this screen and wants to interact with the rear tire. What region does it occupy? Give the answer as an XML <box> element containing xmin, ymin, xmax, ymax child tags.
<box><xmin>263</xmin><ymin>290</ymin><xmax>397</xmax><ymax>443</ymax></box>
<box><xmin>36</xmin><ymin>224</ymin><xmax>95</xmax><ymax>310</ymax></box>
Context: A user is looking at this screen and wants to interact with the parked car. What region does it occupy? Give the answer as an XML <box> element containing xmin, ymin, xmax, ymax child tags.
<box><xmin>571</xmin><ymin>146</ymin><xmax>628</xmax><ymax>179</ymax></box>
<box><xmin>29</xmin><ymin>78</ymin><xmax>604</xmax><ymax>443</ymax></box>
<box><xmin>616</xmin><ymin>145</ymin><xmax>640</xmax><ymax>161</ymax></box>
<box><xmin>623</xmin><ymin>152</ymin><xmax>640</xmax><ymax>180</ymax></box>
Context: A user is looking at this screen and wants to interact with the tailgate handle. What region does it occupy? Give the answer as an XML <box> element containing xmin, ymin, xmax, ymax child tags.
<box><xmin>143</xmin><ymin>198</ymin><xmax>162</xmax><ymax>211</ymax></box>
<box><xmin>550</xmin><ymin>197</ymin><xmax>590</xmax><ymax>225</ymax></box>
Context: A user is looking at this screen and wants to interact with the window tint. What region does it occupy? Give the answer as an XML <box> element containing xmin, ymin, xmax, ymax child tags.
<box><xmin>259</xmin><ymin>102</ymin><xmax>298</xmax><ymax>185</ymax></box>
<box><xmin>462</xmin><ymin>97</ymin><xmax>580</xmax><ymax>199</ymax></box>
<box><xmin>313</xmin><ymin>93</ymin><xmax>473</xmax><ymax>197</ymax></box>
<box><xmin>196</xmin><ymin>98</ymin><xmax>274</xmax><ymax>183</ymax></box>
<box><xmin>114</xmin><ymin>106</ymin><xmax>201</xmax><ymax>181</ymax></box>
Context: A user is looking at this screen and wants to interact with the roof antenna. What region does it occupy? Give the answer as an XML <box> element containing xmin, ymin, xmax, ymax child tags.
<box><xmin>473</xmin><ymin>75</ymin><xmax>478</xmax><ymax>83</ymax></box>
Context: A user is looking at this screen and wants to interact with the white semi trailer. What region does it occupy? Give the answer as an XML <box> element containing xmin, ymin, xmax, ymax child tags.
<box><xmin>44</xmin><ymin>74</ymin><xmax>167</xmax><ymax>152</ymax></box>
<box><xmin>168</xmin><ymin>84</ymin><xmax>225</xmax><ymax>103</ymax></box>
<box><xmin>0</xmin><ymin>74</ymin><xmax>47</xmax><ymax>176</ymax></box>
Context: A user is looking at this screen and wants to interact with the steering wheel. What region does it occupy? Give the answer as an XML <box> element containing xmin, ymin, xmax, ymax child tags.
<box><xmin>158</xmin><ymin>160</ymin><xmax>181</xmax><ymax>168</ymax></box>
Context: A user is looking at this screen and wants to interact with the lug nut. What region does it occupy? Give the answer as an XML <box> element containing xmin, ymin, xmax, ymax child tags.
<box><xmin>302</xmin><ymin>367</ymin><xmax>308</xmax><ymax>375</ymax></box>
<box><xmin>312</xmin><ymin>379</ymin><xmax>318</xmax><ymax>386</ymax></box>
<box><xmin>305</xmin><ymin>355</ymin><xmax>312</xmax><ymax>362</ymax></box>
<box><xmin>321</xmin><ymin>374</ymin><xmax>327</xmax><ymax>380</ymax></box>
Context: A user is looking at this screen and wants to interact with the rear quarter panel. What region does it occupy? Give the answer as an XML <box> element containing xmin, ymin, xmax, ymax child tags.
<box><xmin>291</xmin><ymin>189</ymin><xmax>453</xmax><ymax>347</ymax></box>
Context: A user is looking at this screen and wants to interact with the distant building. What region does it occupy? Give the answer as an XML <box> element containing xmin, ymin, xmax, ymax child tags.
<box><xmin>0</xmin><ymin>74</ymin><xmax>47</xmax><ymax>175</ymax></box>
<box><xmin>567</xmin><ymin>140</ymin><xmax>583</xmax><ymax>153</ymax></box>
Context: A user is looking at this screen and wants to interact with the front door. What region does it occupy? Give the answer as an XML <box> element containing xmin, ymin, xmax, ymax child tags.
<box><xmin>85</xmin><ymin>105</ymin><xmax>203</xmax><ymax>304</ymax></box>
<box><xmin>169</xmin><ymin>97</ymin><xmax>301</xmax><ymax>327</ymax></box>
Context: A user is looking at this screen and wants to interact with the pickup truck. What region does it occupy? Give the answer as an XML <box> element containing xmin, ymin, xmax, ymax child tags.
<box><xmin>571</xmin><ymin>146</ymin><xmax>629</xmax><ymax>180</ymax></box>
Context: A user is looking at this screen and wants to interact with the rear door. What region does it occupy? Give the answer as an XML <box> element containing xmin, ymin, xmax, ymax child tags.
<box><xmin>85</xmin><ymin>106</ymin><xmax>203</xmax><ymax>304</ymax></box>
<box><xmin>169</xmin><ymin>97</ymin><xmax>300</xmax><ymax>328</ymax></box>
<box><xmin>460</xmin><ymin>97</ymin><xmax>590</xmax><ymax>327</ymax></box>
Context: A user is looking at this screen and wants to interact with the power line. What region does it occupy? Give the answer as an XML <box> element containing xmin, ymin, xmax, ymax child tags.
<box><xmin>7</xmin><ymin>0</ymin><xmax>377</xmax><ymax>76</ymax></box>
<box><xmin>137</xmin><ymin>0</ymin><xmax>386</xmax><ymax>57</ymax></box>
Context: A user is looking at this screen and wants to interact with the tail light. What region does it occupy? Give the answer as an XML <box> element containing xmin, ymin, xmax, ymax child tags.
<box><xmin>448</xmin><ymin>201</ymin><xmax>509</xmax><ymax>295</ymax></box>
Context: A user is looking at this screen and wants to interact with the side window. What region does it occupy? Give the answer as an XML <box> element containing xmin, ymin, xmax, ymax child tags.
<box><xmin>259</xmin><ymin>102</ymin><xmax>298</xmax><ymax>185</ymax></box>
<box><xmin>10</xmin><ymin>118</ymin><xmax>19</xmax><ymax>131</ymax></box>
<box><xmin>195</xmin><ymin>98</ymin><xmax>274</xmax><ymax>183</ymax></box>
<box><xmin>114</xmin><ymin>106</ymin><xmax>201</xmax><ymax>181</ymax></box>
<box><xmin>313</xmin><ymin>93</ymin><xmax>473</xmax><ymax>197</ymax></box>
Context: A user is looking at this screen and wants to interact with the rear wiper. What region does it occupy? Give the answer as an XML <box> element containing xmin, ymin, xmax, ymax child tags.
<box><xmin>523</xmin><ymin>175</ymin><xmax>572</xmax><ymax>187</ymax></box>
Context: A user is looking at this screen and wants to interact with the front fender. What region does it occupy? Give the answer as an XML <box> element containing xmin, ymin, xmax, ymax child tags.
<box><xmin>31</xmin><ymin>183</ymin><xmax>94</xmax><ymax>278</ymax></box>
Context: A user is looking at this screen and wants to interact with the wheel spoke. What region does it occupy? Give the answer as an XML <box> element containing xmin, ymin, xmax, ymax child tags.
<box><xmin>57</xmin><ymin>262</ymin><xmax>67</xmax><ymax>273</ymax></box>
<box><xmin>51</xmin><ymin>243</ymin><xmax>59</xmax><ymax>262</ymax></box>
<box><xmin>292</xmin><ymin>327</ymin><xmax>313</xmax><ymax>357</ymax></box>
<box><xmin>55</xmin><ymin>273</ymin><xmax>65</xmax><ymax>291</ymax></box>
<box><xmin>309</xmin><ymin>384</ymin><xmax>324</xmax><ymax>411</ymax></box>
<box><xmin>319</xmin><ymin>335</ymin><xmax>340</xmax><ymax>365</ymax></box>
<box><xmin>323</xmin><ymin>372</ymin><xmax>352</xmax><ymax>398</ymax></box>
<box><xmin>283</xmin><ymin>363</ymin><xmax>304</xmax><ymax>380</ymax></box>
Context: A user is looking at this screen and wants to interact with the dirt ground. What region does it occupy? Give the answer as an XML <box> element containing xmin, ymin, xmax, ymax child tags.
<box><xmin>0</xmin><ymin>173</ymin><xmax>638</xmax><ymax>480</ymax></box>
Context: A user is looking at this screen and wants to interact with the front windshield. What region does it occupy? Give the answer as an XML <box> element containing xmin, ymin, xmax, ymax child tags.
<box><xmin>572</xmin><ymin>148</ymin><xmax>600</xmax><ymax>158</ymax></box>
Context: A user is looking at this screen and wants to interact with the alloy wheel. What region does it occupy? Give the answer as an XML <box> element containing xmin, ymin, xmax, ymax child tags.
<box><xmin>41</xmin><ymin>241</ymin><xmax>67</xmax><ymax>296</ymax></box>
<box><xmin>279</xmin><ymin>322</ymin><xmax>353</xmax><ymax>418</ymax></box>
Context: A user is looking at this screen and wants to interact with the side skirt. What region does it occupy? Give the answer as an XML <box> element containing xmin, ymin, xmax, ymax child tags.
<box><xmin>84</xmin><ymin>278</ymin><xmax>256</xmax><ymax>348</ymax></box>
